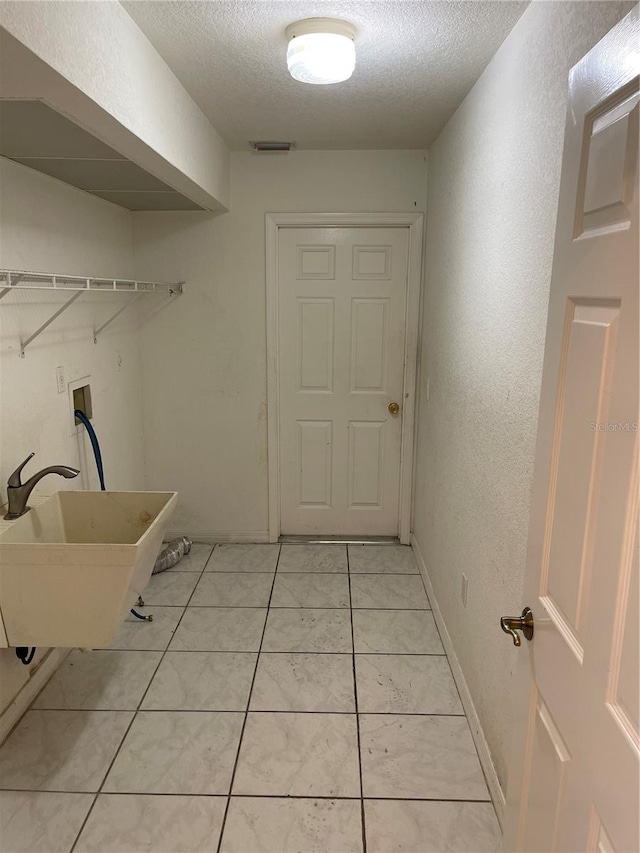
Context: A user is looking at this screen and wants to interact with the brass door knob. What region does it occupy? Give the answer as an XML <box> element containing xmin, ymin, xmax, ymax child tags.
<box><xmin>500</xmin><ymin>607</ymin><xmax>534</xmax><ymax>647</ymax></box>
<box><xmin>388</xmin><ymin>402</ymin><xmax>400</xmax><ymax>415</ymax></box>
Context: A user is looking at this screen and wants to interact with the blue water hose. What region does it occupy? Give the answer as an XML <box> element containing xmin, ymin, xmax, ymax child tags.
<box><xmin>74</xmin><ymin>409</ymin><xmax>151</xmax><ymax>622</ymax></box>
<box><xmin>74</xmin><ymin>409</ymin><xmax>105</xmax><ymax>490</ymax></box>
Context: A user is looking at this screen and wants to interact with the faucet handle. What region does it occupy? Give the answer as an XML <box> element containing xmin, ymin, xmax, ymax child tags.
<box><xmin>8</xmin><ymin>453</ymin><xmax>35</xmax><ymax>487</ymax></box>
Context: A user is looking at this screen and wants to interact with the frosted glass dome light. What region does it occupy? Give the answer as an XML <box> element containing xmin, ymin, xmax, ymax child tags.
<box><xmin>286</xmin><ymin>18</ymin><xmax>356</xmax><ymax>85</ymax></box>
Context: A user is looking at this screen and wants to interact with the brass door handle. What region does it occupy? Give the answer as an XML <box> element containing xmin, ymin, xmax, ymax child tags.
<box><xmin>388</xmin><ymin>402</ymin><xmax>400</xmax><ymax>415</ymax></box>
<box><xmin>500</xmin><ymin>607</ymin><xmax>534</xmax><ymax>647</ymax></box>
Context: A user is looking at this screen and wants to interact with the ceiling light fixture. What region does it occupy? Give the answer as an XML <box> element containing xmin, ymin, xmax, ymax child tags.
<box><xmin>285</xmin><ymin>18</ymin><xmax>356</xmax><ymax>85</ymax></box>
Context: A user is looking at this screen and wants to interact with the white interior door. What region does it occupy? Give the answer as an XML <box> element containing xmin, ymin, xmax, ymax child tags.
<box><xmin>504</xmin><ymin>9</ymin><xmax>638</xmax><ymax>853</ymax></box>
<box><xmin>277</xmin><ymin>226</ymin><xmax>410</xmax><ymax>536</ymax></box>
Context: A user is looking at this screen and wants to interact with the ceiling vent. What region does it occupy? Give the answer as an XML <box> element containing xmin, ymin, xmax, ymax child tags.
<box><xmin>251</xmin><ymin>141</ymin><xmax>293</xmax><ymax>152</ymax></box>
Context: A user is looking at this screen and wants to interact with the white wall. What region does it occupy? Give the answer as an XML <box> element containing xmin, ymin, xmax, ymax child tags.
<box><xmin>0</xmin><ymin>0</ymin><xmax>230</xmax><ymax>210</ymax></box>
<box><xmin>134</xmin><ymin>150</ymin><xmax>428</xmax><ymax>540</ymax></box>
<box><xmin>412</xmin><ymin>0</ymin><xmax>635</xmax><ymax>799</ymax></box>
<box><xmin>0</xmin><ymin>157</ymin><xmax>144</xmax><ymax>718</ymax></box>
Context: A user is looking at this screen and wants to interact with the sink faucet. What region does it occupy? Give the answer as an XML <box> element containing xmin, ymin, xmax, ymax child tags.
<box><xmin>3</xmin><ymin>452</ymin><xmax>80</xmax><ymax>520</ymax></box>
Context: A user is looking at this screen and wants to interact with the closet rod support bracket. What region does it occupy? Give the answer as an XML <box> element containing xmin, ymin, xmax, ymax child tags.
<box><xmin>19</xmin><ymin>290</ymin><xmax>84</xmax><ymax>358</ymax></box>
<box><xmin>93</xmin><ymin>293</ymin><xmax>143</xmax><ymax>344</ymax></box>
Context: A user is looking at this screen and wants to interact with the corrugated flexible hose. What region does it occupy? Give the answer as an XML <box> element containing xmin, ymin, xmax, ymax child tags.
<box><xmin>152</xmin><ymin>536</ymin><xmax>192</xmax><ymax>574</ymax></box>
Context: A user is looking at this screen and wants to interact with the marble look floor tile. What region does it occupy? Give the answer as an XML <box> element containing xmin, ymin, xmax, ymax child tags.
<box><xmin>271</xmin><ymin>573</ymin><xmax>350</xmax><ymax>608</ymax></box>
<box><xmin>278</xmin><ymin>544</ymin><xmax>348</xmax><ymax>573</ymax></box>
<box><xmin>109</xmin><ymin>606</ymin><xmax>184</xmax><ymax>651</ymax></box>
<box><xmin>364</xmin><ymin>800</ymin><xmax>501</xmax><ymax>853</ymax></box>
<box><xmin>103</xmin><ymin>711</ymin><xmax>243</xmax><ymax>794</ymax></box>
<box><xmin>0</xmin><ymin>791</ymin><xmax>94</xmax><ymax>853</ymax></box>
<box><xmin>355</xmin><ymin>655</ymin><xmax>463</xmax><ymax>714</ymax></box>
<box><xmin>262</xmin><ymin>609</ymin><xmax>352</xmax><ymax>653</ymax></box>
<box><xmin>141</xmin><ymin>652</ymin><xmax>257</xmax><ymax>710</ymax></box>
<box><xmin>233</xmin><ymin>712</ymin><xmax>360</xmax><ymax>797</ymax></box>
<box><xmin>75</xmin><ymin>794</ymin><xmax>227</xmax><ymax>853</ymax></box>
<box><xmin>0</xmin><ymin>710</ymin><xmax>133</xmax><ymax>792</ymax></box>
<box><xmin>166</xmin><ymin>543</ymin><xmax>214</xmax><ymax>572</ymax></box>
<box><xmin>350</xmin><ymin>574</ymin><xmax>430</xmax><ymax>609</ymax></box>
<box><xmin>353</xmin><ymin>610</ymin><xmax>443</xmax><ymax>654</ymax></box>
<box><xmin>348</xmin><ymin>545</ymin><xmax>418</xmax><ymax>574</ymax></box>
<box><xmin>32</xmin><ymin>650</ymin><xmax>162</xmax><ymax>711</ymax></box>
<box><xmin>169</xmin><ymin>607</ymin><xmax>267</xmax><ymax>651</ymax></box>
<box><xmin>190</xmin><ymin>572</ymin><xmax>274</xmax><ymax>607</ymax></box>
<box><xmin>142</xmin><ymin>571</ymin><xmax>200</xmax><ymax>605</ymax></box>
<box><xmin>250</xmin><ymin>653</ymin><xmax>355</xmax><ymax>712</ymax></box>
<box><xmin>359</xmin><ymin>715</ymin><xmax>489</xmax><ymax>800</ymax></box>
<box><xmin>206</xmin><ymin>544</ymin><xmax>280</xmax><ymax>572</ymax></box>
<box><xmin>221</xmin><ymin>797</ymin><xmax>363</xmax><ymax>853</ymax></box>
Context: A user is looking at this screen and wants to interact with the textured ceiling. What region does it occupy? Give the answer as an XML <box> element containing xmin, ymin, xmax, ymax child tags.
<box><xmin>122</xmin><ymin>0</ymin><xmax>528</xmax><ymax>151</ymax></box>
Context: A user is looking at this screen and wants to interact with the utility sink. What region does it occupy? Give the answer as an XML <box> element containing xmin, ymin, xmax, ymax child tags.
<box><xmin>0</xmin><ymin>490</ymin><xmax>177</xmax><ymax>648</ymax></box>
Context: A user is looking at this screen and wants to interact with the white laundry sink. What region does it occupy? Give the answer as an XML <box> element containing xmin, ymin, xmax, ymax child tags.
<box><xmin>0</xmin><ymin>490</ymin><xmax>177</xmax><ymax>648</ymax></box>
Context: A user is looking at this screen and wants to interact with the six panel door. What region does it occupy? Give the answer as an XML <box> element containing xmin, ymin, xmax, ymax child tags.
<box><xmin>503</xmin><ymin>10</ymin><xmax>639</xmax><ymax>852</ymax></box>
<box><xmin>278</xmin><ymin>226</ymin><xmax>410</xmax><ymax>536</ymax></box>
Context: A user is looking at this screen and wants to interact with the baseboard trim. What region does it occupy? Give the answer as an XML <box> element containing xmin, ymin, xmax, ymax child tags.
<box><xmin>0</xmin><ymin>648</ymin><xmax>69</xmax><ymax>746</ymax></box>
<box><xmin>280</xmin><ymin>535</ymin><xmax>400</xmax><ymax>545</ymax></box>
<box><xmin>165</xmin><ymin>530</ymin><xmax>270</xmax><ymax>544</ymax></box>
<box><xmin>411</xmin><ymin>533</ymin><xmax>507</xmax><ymax>827</ymax></box>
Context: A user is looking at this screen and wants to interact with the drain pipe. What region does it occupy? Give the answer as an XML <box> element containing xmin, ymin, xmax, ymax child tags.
<box><xmin>153</xmin><ymin>536</ymin><xmax>192</xmax><ymax>574</ymax></box>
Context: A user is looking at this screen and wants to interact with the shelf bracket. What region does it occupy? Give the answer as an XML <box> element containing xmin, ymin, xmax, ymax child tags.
<box><xmin>93</xmin><ymin>293</ymin><xmax>143</xmax><ymax>343</ymax></box>
<box><xmin>19</xmin><ymin>290</ymin><xmax>84</xmax><ymax>358</ymax></box>
<box><xmin>2</xmin><ymin>270</ymin><xmax>184</xmax><ymax>356</ymax></box>
<box><xmin>1</xmin><ymin>272</ymin><xmax>25</xmax><ymax>300</ymax></box>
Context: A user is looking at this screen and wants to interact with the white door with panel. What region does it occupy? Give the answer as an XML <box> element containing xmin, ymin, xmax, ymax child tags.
<box><xmin>504</xmin><ymin>9</ymin><xmax>638</xmax><ymax>853</ymax></box>
<box><xmin>278</xmin><ymin>227</ymin><xmax>410</xmax><ymax>536</ymax></box>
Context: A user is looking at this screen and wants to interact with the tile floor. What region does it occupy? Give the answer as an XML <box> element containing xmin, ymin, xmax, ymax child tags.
<box><xmin>0</xmin><ymin>543</ymin><xmax>501</xmax><ymax>853</ymax></box>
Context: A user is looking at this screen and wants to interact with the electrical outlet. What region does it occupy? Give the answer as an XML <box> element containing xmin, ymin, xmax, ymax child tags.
<box><xmin>56</xmin><ymin>366</ymin><xmax>65</xmax><ymax>394</ymax></box>
<box><xmin>461</xmin><ymin>573</ymin><xmax>468</xmax><ymax>608</ymax></box>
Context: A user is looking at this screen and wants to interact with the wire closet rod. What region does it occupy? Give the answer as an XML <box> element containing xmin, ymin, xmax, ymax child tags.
<box><xmin>0</xmin><ymin>268</ymin><xmax>185</xmax><ymax>357</ymax></box>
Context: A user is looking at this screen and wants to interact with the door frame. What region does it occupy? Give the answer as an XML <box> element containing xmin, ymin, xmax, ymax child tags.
<box><xmin>265</xmin><ymin>212</ymin><xmax>424</xmax><ymax>544</ymax></box>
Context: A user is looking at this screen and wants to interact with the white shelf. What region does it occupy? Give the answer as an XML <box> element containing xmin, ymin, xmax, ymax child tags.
<box><xmin>0</xmin><ymin>268</ymin><xmax>184</xmax><ymax>356</ymax></box>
